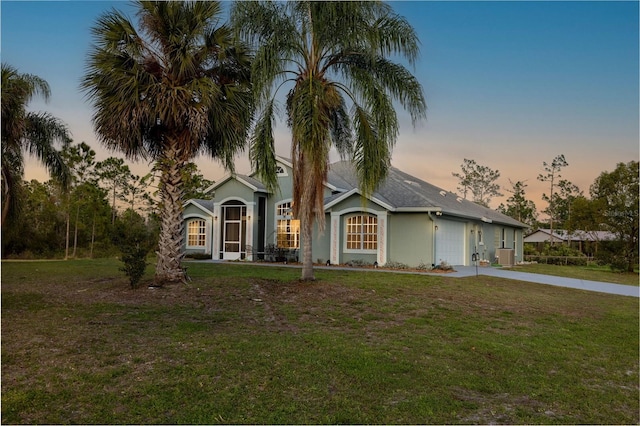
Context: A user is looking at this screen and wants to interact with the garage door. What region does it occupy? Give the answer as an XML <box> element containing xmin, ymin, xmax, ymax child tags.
<box><xmin>436</xmin><ymin>220</ymin><xmax>465</xmax><ymax>265</ymax></box>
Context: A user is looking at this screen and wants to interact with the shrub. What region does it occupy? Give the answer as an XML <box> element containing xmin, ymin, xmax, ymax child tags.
<box><xmin>119</xmin><ymin>245</ymin><xmax>148</xmax><ymax>289</ymax></box>
<box><xmin>347</xmin><ymin>259</ymin><xmax>371</xmax><ymax>267</ymax></box>
<box><xmin>384</xmin><ymin>260</ymin><xmax>409</xmax><ymax>270</ymax></box>
<box><xmin>416</xmin><ymin>261</ymin><xmax>432</xmax><ymax>271</ymax></box>
<box><xmin>112</xmin><ymin>209</ymin><xmax>153</xmax><ymax>288</ymax></box>
<box><xmin>434</xmin><ymin>260</ymin><xmax>454</xmax><ymax>271</ymax></box>
<box><xmin>185</xmin><ymin>253</ymin><xmax>212</xmax><ymax>260</ymax></box>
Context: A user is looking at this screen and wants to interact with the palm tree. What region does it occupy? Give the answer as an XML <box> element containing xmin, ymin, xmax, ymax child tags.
<box><xmin>82</xmin><ymin>1</ymin><xmax>253</xmax><ymax>285</ymax></box>
<box><xmin>1</xmin><ymin>64</ymin><xmax>71</xmax><ymax>228</ymax></box>
<box><xmin>232</xmin><ymin>1</ymin><xmax>426</xmax><ymax>280</ymax></box>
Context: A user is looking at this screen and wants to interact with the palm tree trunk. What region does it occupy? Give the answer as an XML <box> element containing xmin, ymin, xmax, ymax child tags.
<box><xmin>154</xmin><ymin>146</ymin><xmax>186</xmax><ymax>285</ymax></box>
<box><xmin>1</xmin><ymin>176</ymin><xmax>10</xmax><ymax>228</ymax></box>
<box><xmin>300</xmin><ymin>211</ymin><xmax>315</xmax><ymax>281</ymax></box>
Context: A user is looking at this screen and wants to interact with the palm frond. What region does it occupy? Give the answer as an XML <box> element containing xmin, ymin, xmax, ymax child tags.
<box><xmin>352</xmin><ymin>105</ymin><xmax>390</xmax><ymax>197</ymax></box>
<box><xmin>23</xmin><ymin>112</ymin><xmax>71</xmax><ymax>188</ymax></box>
<box><xmin>250</xmin><ymin>99</ymin><xmax>279</xmax><ymax>193</ymax></box>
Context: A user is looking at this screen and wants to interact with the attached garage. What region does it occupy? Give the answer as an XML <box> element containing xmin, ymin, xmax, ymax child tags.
<box><xmin>435</xmin><ymin>220</ymin><xmax>466</xmax><ymax>265</ymax></box>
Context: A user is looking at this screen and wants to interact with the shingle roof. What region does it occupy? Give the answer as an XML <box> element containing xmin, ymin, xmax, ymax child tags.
<box><xmin>236</xmin><ymin>173</ymin><xmax>267</xmax><ymax>192</ymax></box>
<box><xmin>188</xmin><ymin>199</ymin><xmax>214</xmax><ymax>213</ymax></box>
<box><xmin>327</xmin><ymin>160</ymin><xmax>526</xmax><ymax>228</ymax></box>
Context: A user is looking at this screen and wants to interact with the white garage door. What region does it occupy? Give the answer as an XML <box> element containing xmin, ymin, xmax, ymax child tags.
<box><xmin>436</xmin><ymin>220</ymin><xmax>465</xmax><ymax>265</ymax></box>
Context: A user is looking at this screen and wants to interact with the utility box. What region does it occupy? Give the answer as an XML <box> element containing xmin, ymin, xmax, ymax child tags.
<box><xmin>496</xmin><ymin>248</ymin><xmax>515</xmax><ymax>266</ymax></box>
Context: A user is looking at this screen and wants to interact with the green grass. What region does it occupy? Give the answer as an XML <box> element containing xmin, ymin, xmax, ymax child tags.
<box><xmin>510</xmin><ymin>262</ymin><xmax>639</xmax><ymax>286</ymax></box>
<box><xmin>2</xmin><ymin>260</ymin><xmax>638</xmax><ymax>424</ymax></box>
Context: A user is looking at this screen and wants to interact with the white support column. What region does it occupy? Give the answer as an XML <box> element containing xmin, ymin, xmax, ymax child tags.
<box><xmin>245</xmin><ymin>203</ymin><xmax>254</xmax><ymax>261</ymax></box>
<box><xmin>377</xmin><ymin>211</ymin><xmax>387</xmax><ymax>266</ymax></box>
<box><xmin>213</xmin><ymin>204</ymin><xmax>221</xmax><ymax>260</ymax></box>
<box><xmin>330</xmin><ymin>212</ymin><xmax>340</xmax><ymax>265</ymax></box>
<box><xmin>206</xmin><ymin>218</ymin><xmax>213</xmax><ymax>256</ymax></box>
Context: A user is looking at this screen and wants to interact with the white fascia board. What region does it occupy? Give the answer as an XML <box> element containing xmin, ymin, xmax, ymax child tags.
<box><xmin>275</xmin><ymin>155</ymin><xmax>293</xmax><ymax>168</ymax></box>
<box><xmin>324</xmin><ymin>188</ymin><xmax>359</xmax><ymax>210</ymax></box>
<box><xmin>205</xmin><ymin>173</ymin><xmax>263</xmax><ymax>193</ymax></box>
<box><xmin>235</xmin><ymin>175</ymin><xmax>265</xmax><ymax>192</ymax></box>
<box><xmin>323</xmin><ymin>181</ymin><xmax>341</xmax><ymax>192</ymax></box>
<box><xmin>324</xmin><ymin>188</ymin><xmax>396</xmax><ymax>212</ymax></box>
<box><xmin>204</xmin><ymin>173</ymin><xmax>233</xmax><ymax>193</ymax></box>
<box><xmin>394</xmin><ymin>207</ymin><xmax>443</xmax><ymax>213</ymax></box>
<box><xmin>183</xmin><ymin>199</ymin><xmax>215</xmax><ymax>217</ymax></box>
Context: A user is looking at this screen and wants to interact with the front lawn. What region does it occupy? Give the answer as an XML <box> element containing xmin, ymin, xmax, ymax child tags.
<box><xmin>2</xmin><ymin>260</ymin><xmax>638</xmax><ymax>424</ymax></box>
<box><xmin>511</xmin><ymin>262</ymin><xmax>639</xmax><ymax>286</ymax></box>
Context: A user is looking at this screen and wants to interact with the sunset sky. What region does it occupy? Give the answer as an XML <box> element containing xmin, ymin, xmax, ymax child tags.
<box><xmin>2</xmin><ymin>1</ymin><xmax>638</xmax><ymax>213</ymax></box>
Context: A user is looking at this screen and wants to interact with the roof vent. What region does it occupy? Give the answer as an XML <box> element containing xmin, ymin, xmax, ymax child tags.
<box><xmin>456</xmin><ymin>197</ymin><xmax>463</xmax><ymax>203</ymax></box>
<box><xmin>439</xmin><ymin>190</ymin><xmax>447</xmax><ymax>197</ymax></box>
<box><xmin>404</xmin><ymin>179</ymin><xmax>421</xmax><ymax>187</ymax></box>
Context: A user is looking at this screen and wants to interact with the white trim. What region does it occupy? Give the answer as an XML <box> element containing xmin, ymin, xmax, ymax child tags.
<box><xmin>330</xmin><ymin>212</ymin><xmax>340</xmax><ymax>265</ymax></box>
<box><xmin>273</xmin><ymin>199</ymin><xmax>299</xmax><ymax>249</ymax></box>
<box><xmin>336</xmin><ymin>208</ymin><xmax>387</xmax><ymax>265</ymax></box>
<box><xmin>213</xmin><ymin>204</ymin><xmax>221</xmax><ymax>258</ymax></box>
<box><xmin>215</xmin><ymin>196</ymin><xmax>255</xmax><ymax>207</ymax></box>
<box><xmin>395</xmin><ymin>207</ymin><xmax>443</xmax><ymax>213</ymax></box>
<box><xmin>246</xmin><ymin>203</ymin><xmax>254</xmax><ymax>260</ymax></box>
<box><xmin>343</xmin><ymin>212</ymin><xmax>379</xmax><ymax>254</ymax></box>
<box><xmin>377</xmin><ymin>211</ymin><xmax>388</xmax><ymax>266</ymax></box>
<box><xmin>324</xmin><ymin>188</ymin><xmax>396</xmax><ymax>212</ymax></box>
<box><xmin>184</xmin><ymin>215</ymin><xmax>212</xmax><ymax>254</ymax></box>
<box><xmin>183</xmin><ymin>199</ymin><xmax>215</xmax><ymax>217</ymax></box>
<box><xmin>204</xmin><ymin>174</ymin><xmax>267</xmax><ymax>194</ymax></box>
<box><xmin>275</xmin><ymin>165</ymin><xmax>288</xmax><ymax>177</ymax></box>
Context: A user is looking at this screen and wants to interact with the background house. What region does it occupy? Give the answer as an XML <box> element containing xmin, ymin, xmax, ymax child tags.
<box><xmin>183</xmin><ymin>157</ymin><xmax>527</xmax><ymax>267</ymax></box>
<box><xmin>524</xmin><ymin>228</ymin><xmax>616</xmax><ymax>255</ymax></box>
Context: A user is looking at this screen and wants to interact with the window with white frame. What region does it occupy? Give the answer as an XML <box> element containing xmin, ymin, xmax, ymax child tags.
<box><xmin>187</xmin><ymin>219</ymin><xmax>206</xmax><ymax>247</ymax></box>
<box><xmin>346</xmin><ymin>214</ymin><xmax>377</xmax><ymax>250</ymax></box>
<box><xmin>276</xmin><ymin>201</ymin><xmax>299</xmax><ymax>248</ymax></box>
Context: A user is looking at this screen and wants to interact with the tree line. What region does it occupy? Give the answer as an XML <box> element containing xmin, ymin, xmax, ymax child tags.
<box><xmin>1</xmin><ymin>139</ymin><xmax>213</xmax><ymax>260</ymax></box>
<box><xmin>2</xmin><ymin>1</ymin><xmax>636</xmax><ymax>283</ymax></box>
<box><xmin>451</xmin><ymin>155</ymin><xmax>638</xmax><ymax>272</ymax></box>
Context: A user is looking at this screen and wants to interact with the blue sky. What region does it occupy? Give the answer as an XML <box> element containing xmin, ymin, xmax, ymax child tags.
<box><xmin>2</xmin><ymin>1</ymin><xmax>638</xmax><ymax>211</ymax></box>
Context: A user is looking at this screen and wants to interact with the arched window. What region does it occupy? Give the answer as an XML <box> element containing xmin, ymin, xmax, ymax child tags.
<box><xmin>346</xmin><ymin>214</ymin><xmax>377</xmax><ymax>251</ymax></box>
<box><xmin>275</xmin><ymin>201</ymin><xmax>299</xmax><ymax>248</ymax></box>
<box><xmin>187</xmin><ymin>219</ymin><xmax>207</xmax><ymax>247</ymax></box>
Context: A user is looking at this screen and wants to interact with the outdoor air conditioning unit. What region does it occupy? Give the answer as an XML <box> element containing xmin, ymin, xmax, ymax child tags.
<box><xmin>496</xmin><ymin>248</ymin><xmax>515</xmax><ymax>266</ymax></box>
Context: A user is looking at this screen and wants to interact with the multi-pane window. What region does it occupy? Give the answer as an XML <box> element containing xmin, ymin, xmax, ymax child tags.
<box><xmin>187</xmin><ymin>219</ymin><xmax>206</xmax><ymax>247</ymax></box>
<box><xmin>276</xmin><ymin>202</ymin><xmax>292</xmax><ymax>217</ymax></box>
<box><xmin>277</xmin><ymin>219</ymin><xmax>300</xmax><ymax>248</ymax></box>
<box><xmin>276</xmin><ymin>202</ymin><xmax>300</xmax><ymax>249</ymax></box>
<box><xmin>346</xmin><ymin>214</ymin><xmax>377</xmax><ymax>250</ymax></box>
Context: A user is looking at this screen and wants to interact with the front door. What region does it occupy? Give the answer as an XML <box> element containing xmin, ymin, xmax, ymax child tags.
<box><xmin>222</xmin><ymin>204</ymin><xmax>246</xmax><ymax>260</ymax></box>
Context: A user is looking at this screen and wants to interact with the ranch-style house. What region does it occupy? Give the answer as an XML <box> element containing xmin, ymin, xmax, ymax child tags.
<box><xmin>182</xmin><ymin>157</ymin><xmax>526</xmax><ymax>267</ymax></box>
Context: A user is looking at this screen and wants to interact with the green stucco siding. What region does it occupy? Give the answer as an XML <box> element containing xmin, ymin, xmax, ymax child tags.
<box><xmin>388</xmin><ymin>213</ymin><xmax>431</xmax><ymax>267</ymax></box>
<box><xmin>183</xmin><ymin>203</ymin><xmax>211</xmax><ymax>217</ymax></box>
<box><xmin>214</xmin><ymin>180</ymin><xmax>255</xmax><ymax>203</ymax></box>
<box><xmin>312</xmin><ymin>216</ymin><xmax>331</xmax><ymax>264</ymax></box>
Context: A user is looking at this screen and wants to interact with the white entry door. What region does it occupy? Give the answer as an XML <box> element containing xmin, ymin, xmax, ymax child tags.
<box><xmin>222</xmin><ymin>204</ymin><xmax>246</xmax><ymax>260</ymax></box>
<box><xmin>435</xmin><ymin>220</ymin><xmax>466</xmax><ymax>265</ymax></box>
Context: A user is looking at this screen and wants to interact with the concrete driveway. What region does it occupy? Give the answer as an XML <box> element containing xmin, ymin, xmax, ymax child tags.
<box><xmin>444</xmin><ymin>266</ymin><xmax>639</xmax><ymax>298</ymax></box>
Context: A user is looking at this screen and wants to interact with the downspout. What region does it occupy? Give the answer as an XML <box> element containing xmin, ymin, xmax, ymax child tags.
<box><xmin>427</xmin><ymin>211</ymin><xmax>437</xmax><ymax>268</ymax></box>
